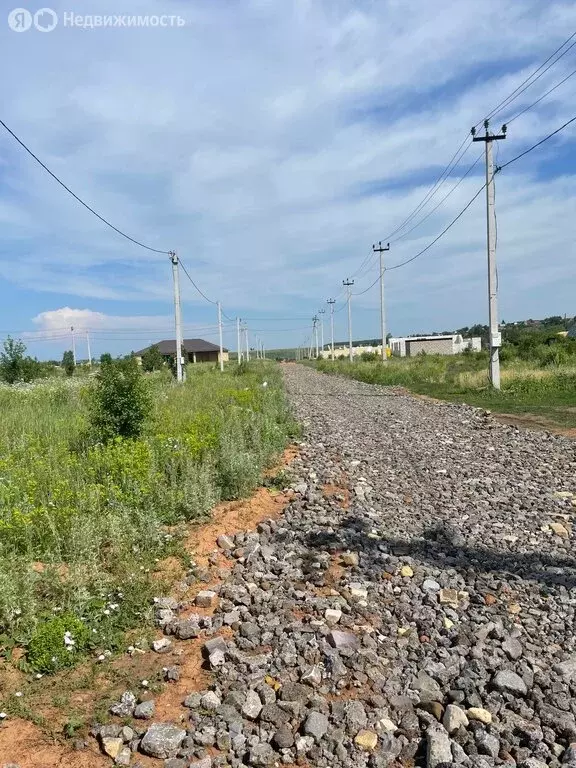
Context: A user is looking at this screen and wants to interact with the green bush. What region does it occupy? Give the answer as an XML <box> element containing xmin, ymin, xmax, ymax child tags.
<box><xmin>62</xmin><ymin>350</ymin><xmax>75</xmax><ymax>377</ymax></box>
<box><xmin>28</xmin><ymin>613</ymin><xmax>90</xmax><ymax>672</ymax></box>
<box><xmin>0</xmin><ymin>337</ymin><xmax>47</xmax><ymax>384</ymax></box>
<box><xmin>141</xmin><ymin>345</ymin><xmax>165</xmax><ymax>372</ymax></box>
<box><xmin>88</xmin><ymin>357</ymin><xmax>151</xmax><ymax>442</ymax></box>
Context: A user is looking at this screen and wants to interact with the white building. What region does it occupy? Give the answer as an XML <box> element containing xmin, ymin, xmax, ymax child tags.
<box><xmin>388</xmin><ymin>334</ymin><xmax>482</xmax><ymax>357</ymax></box>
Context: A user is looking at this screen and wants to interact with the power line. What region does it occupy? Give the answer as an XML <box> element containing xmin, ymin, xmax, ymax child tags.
<box><xmin>353</xmin><ymin>113</ymin><xmax>576</xmax><ymax>294</ymax></box>
<box><xmin>506</xmin><ymin>66</ymin><xmax>576</xmax><ymax>125</ymax></box>
<box><xmin>178</xmin><ymin>257</ymin><xmax>217</xmax><ymax>305</ymax></box>
<box><xmin>347</xmin><ymin>32</ymin><xmax>576</xmax><ymax>285</ymax></box>
<box><xmin>497</xmin><ymin>114</ymin><xmax>576</xmax><ymax>171</ymax></box>
<box><xmin>0</xmin><ymin>118</ymin><xmax>169</xmax><ymax>255</ymax></box>
<box><xmin>390</xmin><ymin>152</ymin><xmax>483</xmax><ymax>245</ymax></box>
<box><xmin>482</xmin><ymin>32</ymin><xmax>576</xmax><ymax>124</ymax></box>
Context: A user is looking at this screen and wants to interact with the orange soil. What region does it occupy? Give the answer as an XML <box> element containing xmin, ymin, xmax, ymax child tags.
<box><xmin>0</xmin><ymin>446</ymin><xmax>299</xmax><ymax>768</ymax></box>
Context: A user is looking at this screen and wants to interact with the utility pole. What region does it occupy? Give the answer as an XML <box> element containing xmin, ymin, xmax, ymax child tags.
<box><xmin>262</xmin><ymin>341</ymin><xmax>265</xmax><ymax>359</ymax></box>
<box><xmin>312</xmin><ymin>316</ymin><xmax>319</xmax><ymax>358</ymax></box>
<box><xmin>318</xmin><ymin>308</ymin><xmax>325</xmax><ymax>358</ymax></box>
<box><xmin>245</xmin><ymin>324</ymin><xmax>250</xmax><ymax>361</ymax></box>
<box><xmin>71</xmin><ymin>326</ymin><xmax>76</xmax><ymax>366</ymax></box>
<box><xmin>342</xmin><ymin>279</ymin><xmax>354</xmax><ymax>362</ymax></box>
<box><xmin>372</xmin><ymin>241</ymin><xmax>390</xmax><ymax>362</ymax></box>
<box><xmin>86</xmin><ymin>331</ymin><xmax>92</xmax><ymax>367</ymax></box>
<box><xmin>236</xmin><ymin>317</ymin><xmax>242</xmax><ymax>364</ymax></box>
<box><xmin>472</xmin><ymin>119</ymin><xmax>507</xmax><ymax>389</ymax></box>
<box><xmin>169</xmin><ymin>250</ymin><xmax>184</xmax><ymax>383</ymax></box>
<box><xmin>217</xmin><ymin>301</ymin><xmax>224</xmax><ymax>372</ymax></box>
<box><xmin>327</xmin><ymin>299</ymin><xmax>336</xmax><ymax>361</ymax></box>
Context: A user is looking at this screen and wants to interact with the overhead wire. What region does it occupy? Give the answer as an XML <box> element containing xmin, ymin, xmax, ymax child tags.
<box><xmin>177</xmin><ymin>257</ymin><xmax>217</xmax><ymax>305</ymax></box>
<box><xmin>0</xmin><ymin>119</ymin><xmax>169</xmax><ymax>255</ymax></box>
<box><xmin>351</xmin><ymin>111</ymin><xmax>576</xmax><ymax>296</ymax></box>
<box><xmin>343</xmin><ymin>30</ymin><xmax>576</xmax><ymax>291</ymax></box>
<box><xmin>481</xmin><ymin>32</ymin><xmax>576</xmax><ymax>124</ymax></box>
<box><xmin>505</xmin><ymin>66</ymin><xmax>576</xmax><ymax>125</ymax></box>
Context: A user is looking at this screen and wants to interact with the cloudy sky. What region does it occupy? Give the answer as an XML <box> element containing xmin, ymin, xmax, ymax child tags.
<box><xmin>1</xmin><ymin>0</ymin><xmax>575</xmax><ymax>358</ymax></box>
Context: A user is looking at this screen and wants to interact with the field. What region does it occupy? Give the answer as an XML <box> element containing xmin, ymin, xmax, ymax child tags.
<box><xmin>0</xmin><ymin>361</ymin><xmax>296</xmax><ymax>674</ymax></box>
<box><xmin>315</xmin><ymin>352</ymin><xmax>576</xmax><ymax>430</ymax></box>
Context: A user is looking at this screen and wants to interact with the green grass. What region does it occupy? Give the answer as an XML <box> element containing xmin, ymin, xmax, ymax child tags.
<box><xmin>0</xmin><ymin>361</ymin><xmax>297</xmax><ymax>666</ymax></box>
<box><xmin>314</xmin><ymin>353</ymin><xmax>576</xmax><ymax>429</ymax></box>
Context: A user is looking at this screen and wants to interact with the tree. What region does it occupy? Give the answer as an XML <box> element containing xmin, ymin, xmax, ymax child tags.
<box><xmin>0</xmin><ymin>337</ymin><xmax>44</xmax><ymax>384</ymax></box>
<box><xmin>62</xmin><ymin>350</ymin><xmax>75</xmax><ymax>377</ymax></box>
<box><xmin>100</xmin><ymin>352</ymin><xmax>112</xmax><ymax>366</ymax></box>
<box><xmin>141</xmin><ymin>344</ymin><xmax>165</xmax><ymax>372</ymax></box>
<box><xmin>88</xmin><ymin>357</ymin><xmax>151</xmax><ymax>442</ymax></box>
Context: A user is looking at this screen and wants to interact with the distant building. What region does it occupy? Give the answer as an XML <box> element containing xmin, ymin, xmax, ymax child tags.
<box><xmin>134</xmin><ymin>339</ymin><xmax>229</xmax><ymax>364</ymax></box>
<box><xmin>389</xmin><ymin>334</ymin><xmax>481</xmax><ymax>357</ymax></box>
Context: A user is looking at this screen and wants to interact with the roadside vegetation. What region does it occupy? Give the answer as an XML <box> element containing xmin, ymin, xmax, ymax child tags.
<box><xmin>0</xmin><ymin>357</ymin><xmax>296</xmax><ymax>674</ymax></box>
<box><xmin>316</xmin><ymin>327</ymin><xmax>576</xmax><ymax>429</ymax></box>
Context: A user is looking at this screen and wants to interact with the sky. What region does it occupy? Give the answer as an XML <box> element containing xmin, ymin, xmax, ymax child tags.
<box><xmin>0</xmin><ymin>0</ymin><xmax>575</xmax><ymax>358</ymax></box>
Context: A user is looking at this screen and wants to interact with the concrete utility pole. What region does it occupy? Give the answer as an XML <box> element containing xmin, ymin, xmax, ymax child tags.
<box><xmin>86</xmin><ymin>331</ymin><xmax>92</xmax><ymax>367</ymax></box>
<box><xmin>217</xmin><ymin>301</ymin><xmax>224</xmax><ymax>372</ymax></box>
<box><xmin>472</xmin><ymin>119</ymin><xmax>507</xmax><ymax>389</ymax></box>
<box><xmin>318</xmin><ymin>308</ymin><xmax>325</xmax><ymax>358</ymax></box>
<box><xmin>236</xmin><ymin>317</ymin><xmax>242</xmax><ymax>364</ymax></box>
<box><xmin>372</xmin><ymin>241</ymin><xmax>390</xmax><ymax>363</ymax></box>
<box><xmin>312</xmin><ymin>315</ymin><xmax>319</xmax><ymax>358</ymax></box>
<box><xmin>245</xmin><ymin>324</ymin><xmax>250</xmax><ymax>361</ymax></box>
<box><xmin>342</xmin><ymin>279</ymin><xmax>354</xmax><ymax>362</ymax></box>
<box><xmin>169</xmin><ymin>251</ymin><xmax>184</xmax><ymax>383</ymax></box>
<box><xmin>71</xmin><ymin>326</ymin><xmax>76</xmax><ymax>366</ymax></box>
<box><xmin>327</xmin><ymin>298</ymin><xmax>336</xmax><ymax>361</ymax></box>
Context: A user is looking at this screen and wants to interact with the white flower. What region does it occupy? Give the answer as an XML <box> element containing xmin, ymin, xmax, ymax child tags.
<box><xmin>97</xmin><ymin>654</ymin><xmax>106</xmax><ymax>661</ymax></box>
<box><xmin>14</xmin><ymin>692</ymin><xmax>22</xmax><ymax>698</ymax></box>
<box><xmin>0</xmin><ymin>712</ymin><xmax>7</xmax><ymax>719</ymax></box>
<box><xmin>103</xmin><ymin>609</ymin><xmax>110</xmax><ymax>616</ymax></box>
<box><xmin>35</xmin><ymin>673</ymin><xmax>43</xmax><ymax>679</ymax></box>
<box><xmin>141</xmin><ymin>680</ymin><xmax>149</xmax><ymax>687</ymax></box>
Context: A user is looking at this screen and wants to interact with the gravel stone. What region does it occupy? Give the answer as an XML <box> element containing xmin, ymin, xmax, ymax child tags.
<box><xmin>493</xmin><ymin>669</ymin><xmax>528</xmax><ymax>696</ymax></box>
<box><xmin>133</xmin><ymin>700</ymin><xmax>155</xmax><ymax>720</ymax></box>
<box><xmin>90</xmin><ymin>366</ymin><xmax>576</xmax><ymax>768</ymax></box>
<box><xmin>140</xmin><ymin>724</ymin><xmax>186</xmax><ymax>759</ymax></box>
<box><xmin>303</xmin><ymin>711</ymin><xmax>329</xmax><ymax>742</ymax></box>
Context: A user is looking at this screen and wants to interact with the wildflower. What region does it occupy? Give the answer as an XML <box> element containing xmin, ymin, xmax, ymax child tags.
<box><xmin>97</xmin><ymin>654</ymin><xmax>106</xmax><ymax>662</ymax></box>
<box><xmin>35</xmin><ymin>673</ymin><xmax>43</xmax><ymax>679</ymax></box>
<box><xmin>141</xmin><ymin>679</ymin><xmax>149</xmax><ymax>687</ymax></box>
<box><xmin>0</xmin><ymin>712</ymin><xmax>7</xmax><ymax>719</ymax></box>
<box><xmin>103</xmin><ymin>609</ymin><xmax>110</xmax><ymax>616</ymax></box>
<box><xmin>14</xmin><ymin>692</ymin><xmax>22</xmax><ymax>698</ymax></box>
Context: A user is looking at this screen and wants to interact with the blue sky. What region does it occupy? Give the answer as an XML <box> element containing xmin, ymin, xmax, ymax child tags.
<box><xmin>0</xmin><ymin>0</ymin><xmax>575</xmax><ymax>358</ymax></box>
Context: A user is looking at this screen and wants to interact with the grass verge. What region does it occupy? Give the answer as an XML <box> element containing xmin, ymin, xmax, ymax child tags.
<box><xmin>314</xmin><ymin>354</ymin><xmax>576</xmax><ymax>429</ymax></box>
<box><xmin>0</xmin><ymin>361</ymin><xmax>297</xmax><ymax>670</ymax></box>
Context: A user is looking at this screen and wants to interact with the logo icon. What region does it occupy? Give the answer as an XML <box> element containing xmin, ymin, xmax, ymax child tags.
<box><xmin>8</xmin><ymin>7</ymin><xmax>32</xmax><ymax>31</ymax></box>
<box><xmin>34</xmin><ymin>7</ymin><xmax>57</xmax><ymax>31</ymax></box>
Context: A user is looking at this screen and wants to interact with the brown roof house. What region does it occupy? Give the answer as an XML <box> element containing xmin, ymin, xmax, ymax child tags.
<box><xmin>135</xmin><ymin>339</ymin><xmax>229</xmax><ymax>364</ymax></box>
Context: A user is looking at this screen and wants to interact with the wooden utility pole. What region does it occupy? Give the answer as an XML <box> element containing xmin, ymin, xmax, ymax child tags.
<box><xmin>372</xmin><ymin>241</ymin><xmax>390</xmax><ymax>362</ymax></box>
<box><xmin>472</xmin><ymin>119</ymin><xmax>506</xmax><ymax>389</ymax></box>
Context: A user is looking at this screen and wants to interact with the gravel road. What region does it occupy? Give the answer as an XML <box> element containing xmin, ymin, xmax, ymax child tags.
<box><xmin>96</xmin><ymin>364</ymin><xmax>576</xmax><ymax>768</ymax></box>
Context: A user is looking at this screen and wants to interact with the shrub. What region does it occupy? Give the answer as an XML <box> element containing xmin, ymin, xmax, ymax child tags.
<box><xmin>28</xmin><ymin>613</ymin><xmax>90</xmax><ymax>672</ymax></box>
<box><xmin>100</xmin><ymin>352</ymin><xmax>112</xmax><ymax>366</ymax></box>
<box><xmin>0</xmin><ymin>337</ymin><xmax>46</xmax><ymax>384</ymax></box>
<box><xmin>141</xmin><ymin>345</ymin><xmax>165</xmax><ymax>372</ymax></box>
<box><xmin>88</xmin><ymin>357</ymin><xmax>151</xmax><ymax>442</ymax></box>
<box><xmin>62</xmin><ymin>350</ymin><xmax>75</xmax><ymax>377</ymax></box>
